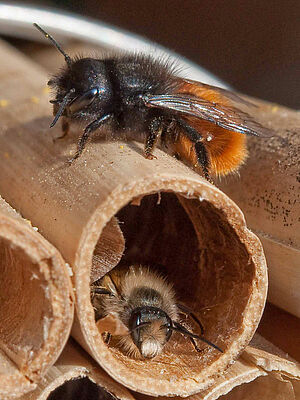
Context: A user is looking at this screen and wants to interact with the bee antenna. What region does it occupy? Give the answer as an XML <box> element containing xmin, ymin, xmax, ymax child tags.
<box><xmin>33</xmin><ymin>23</ymin><xmax>72</xmax><ymax>68</ymax></box>
<box><xmin>50</xmin><ymin>88</ymin><xmax>75</xmax><ymax>128</ymax></box>
<box><xmin>170</xmin><ymin>322</ymin><xmax>223</xmax><ymax>353</ymax></box>
<box><xmin>129</xmin><ymin>322</ymin><xmax>151</xmax><ymax>334</ymax></box>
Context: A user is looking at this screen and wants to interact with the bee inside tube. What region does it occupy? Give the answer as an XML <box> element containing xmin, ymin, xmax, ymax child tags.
<box><xmin>91</xmin><ymin>264</ymin><xmax>223</xmax><ymax>359</ymax></box>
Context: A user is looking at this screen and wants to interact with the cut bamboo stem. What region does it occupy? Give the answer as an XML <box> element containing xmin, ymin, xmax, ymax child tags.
<box><xmin>218</xmin><ymin>101</ymin><xmax>300</xmax><ymax>318</ymax></box>
<box><xmin>0</xmin><ymin>196</ymin><xmax>74</xmax><ymax>399</ymax></box>
<box><xmin>0</xmin><ymin>40</ymin><xmax>267</xmax><ymax>396</ymax></box>
<box><xmin>20</xmin><ymin>339</ymin><xmax>136</xmax><ymax>400</ymax></box>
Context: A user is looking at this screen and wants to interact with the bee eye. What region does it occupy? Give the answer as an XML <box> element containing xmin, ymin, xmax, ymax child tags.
<box><xmin>165</xmin><ymin>326</ymin><xmax>172</xmax><ymax>342</ymax></box>
<box><xmin>68</xmin><ymin>87</ymin><xmax>99</xmax><ymax>113</ymax></box>
<box><xmin>130</xmin><ymin>311</ymin><xmax>142</xmax><ymax>346</ymax></box>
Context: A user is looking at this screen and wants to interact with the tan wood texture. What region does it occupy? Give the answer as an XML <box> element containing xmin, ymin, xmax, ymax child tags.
<box><xmin>218</xmin><ymin>100</ymin><xmax>300</xmax><ymax>318</ymax></box>
<box><xmin>258</xmin><ymin>302</ymin><xmax>300</xmax><ymax>362</ymax></box>
<box><xmin>134</xmin><ymin>334</ymin><xmax>300</xmax><ymax>400</ymax></box>
<box><xmin>20</xmin><ymin>339</ymin><xmax>135</xmax><ymax>400</ymax></box>
<box><xmin>0</xmin><ymin>348</ymin><xmax>35</xmax><ymax>400</ymax></box>
<box><xmin>0</xmin><ymin>195</ymin><xmax>74</xmax><ymax>399</ymax></box>
<box><xmin>18</xmin><ymin>335</ymin><xmax>300</xmax><ymax>400</ymax></box>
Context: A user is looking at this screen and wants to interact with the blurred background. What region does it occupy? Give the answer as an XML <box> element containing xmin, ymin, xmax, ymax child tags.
<box><xmin>5</xmin><ymin>0</ymin><xmax>300</xmax><ymax>109</ymax></box>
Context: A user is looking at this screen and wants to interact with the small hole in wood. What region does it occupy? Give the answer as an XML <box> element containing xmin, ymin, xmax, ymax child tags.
<box><xmin>48</xmin><ymin>377</ymin><xmax>117</xmax><ymax>400</ymax></box>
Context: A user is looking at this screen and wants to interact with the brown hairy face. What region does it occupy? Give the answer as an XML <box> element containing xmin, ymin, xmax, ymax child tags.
<box><xmin>137</xmin><ymin>320</ymin><xmax>169</xmax><ymax>359</ymax></box>
<box><xmin>116</xmin><ymin>319</ymin><xmax>170</xmax><ymax>360</ymax></box>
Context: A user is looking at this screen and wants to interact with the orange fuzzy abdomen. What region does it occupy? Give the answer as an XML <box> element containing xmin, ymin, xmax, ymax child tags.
<box><xmin>174</xmin><ymin>119</ymin><xmax>248</xmax><ymax>177</ymax></box>
<box><xmin>172</xmin><ymin>81</ymin><xmax>248</xmax><ymax>176</ymax></box>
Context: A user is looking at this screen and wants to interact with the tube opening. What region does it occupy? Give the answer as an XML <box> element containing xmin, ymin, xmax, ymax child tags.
<box><xmin>91</xmin><ymin>191</ymin><xmax>255</xmax><ymax>381</ymax></box>
<box><xmin>48</xmin><ymin>377</ymin><xmax>117</xmax><ymax>400</ymax></box>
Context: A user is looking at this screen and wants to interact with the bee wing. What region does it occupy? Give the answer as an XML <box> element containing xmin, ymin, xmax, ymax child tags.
<box><xmin>144</xmin><ymin>90</ymin><xmax>273</xmax><ymax>138</ymax></box>
<box><xmin>182</xmin><ymin>79</ymin><xmax>258</xmax><ymax>108</ymax></box>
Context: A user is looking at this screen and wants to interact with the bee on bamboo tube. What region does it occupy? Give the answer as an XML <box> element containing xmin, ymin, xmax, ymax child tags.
<box><xmin>34</xmin><ymin>23</ymin><xmax>272</xmax><ymax>180</ymax></box>
<box><xmin>91</xmin><ymin>265</ymin><xmax>223</xmax><ymax>359</ymax></box>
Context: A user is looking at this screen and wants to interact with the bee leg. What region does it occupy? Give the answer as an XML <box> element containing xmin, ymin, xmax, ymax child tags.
<box><xmin>176</xmin><ymin>118</ymin><xmax>210</xmax><ymax>180</ymax></box>
<box><xmin>144</xmin><ymin>117</ymin><xmax>164</xmax><ymax>159</ymax></box>
<box><xmin>177</xmin><ymin>303</ymin><xmax>204</xmax><ymax>335</ymax></box>
<box><xmin>194</xmin><ymin>142</ymin><xmax>210</xmax><ymax>181</ymax></box>
<box><xmin>91</xmin><ymin>287</ymin><xmax>112</xmax><ymax>295</ymax></box>
<box><xmin>103</xmin><ymin>332</ymin><xmax>112</xmax><ymax>344</ymax></box>
<box><xmin>189</xmin><ymin>337</ymin><xmax>203</xmax><ymax>353</ymax></box>
<box><xmin>68</xmin><ymin>113</ymin><xmax>113</xmax><ymax>164</ymax></box>
<box><xmin>54</xmin><ymin>117</ymin><xmax>70</xmax><ymax>142</ymax></box>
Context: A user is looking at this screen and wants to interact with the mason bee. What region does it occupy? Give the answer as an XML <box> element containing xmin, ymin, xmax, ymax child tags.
<box><xmin>34</xmin><ymin>23</ymin><xmax>272</xmax><ymax>180</ymax></box>
<box><xmin>91</xmin><ymin>265</ymin><xmax>222</xmax><ymax>359</ymax></box>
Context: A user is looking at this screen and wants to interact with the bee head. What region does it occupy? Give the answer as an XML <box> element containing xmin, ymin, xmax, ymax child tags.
<box><xmin>129</xmin><ymin>307</ymin><xmax>172</xmax><ymax>359</ymax></box>
<box><xmin>33</xmin><ymin>24</ymin><xmax>112</xmax><ymax>127</ymax></box>
<box><xmin>129</xmin><ymin>305</ymin><xmax>224</xmax><ymax>358</ymax></box>
<box><xmin>48</xmin><ymin>57</ymin><xmax>113</xmax><ymax>127</ymax></box>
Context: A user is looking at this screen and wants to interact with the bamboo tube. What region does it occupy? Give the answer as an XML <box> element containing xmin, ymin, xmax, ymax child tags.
<box><xmin>0</xmin><ymin>196</ymin><xmax>74</xmax><ymax>399</ymax></box>
<box><xmin>217</xmin><ymin>102</ymin><xmax>300</xmax><ymax>318</ymax></box>
<box><xmin>20</xmin><ymin>339</ymin><xmax>135</xmax><ymax>400</ymax></box>
<box><xmin>17</xmin><ymin>336</ymin><xmax>300</xmax><ymax>400</ymax></box>
<box><xmin>0</xmin><ymin>40</ymin><xmax>267</xmax><ymax>396</ymax></box>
